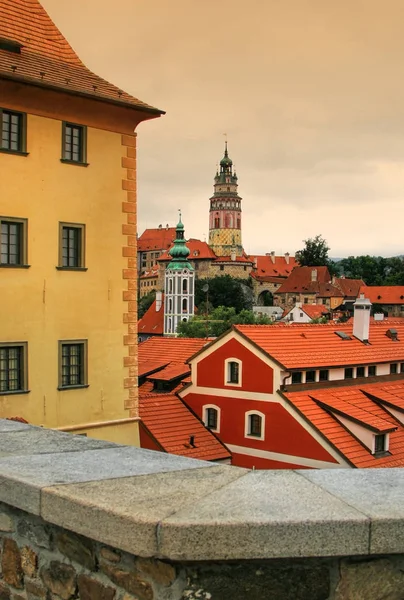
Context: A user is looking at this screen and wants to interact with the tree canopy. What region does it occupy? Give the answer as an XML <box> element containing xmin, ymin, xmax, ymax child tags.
<box><xmin>295</xmin><ymin>234</ymin><xmax>338</xmax><ymax>276</ymax></box>
<box><xmin>195</xmin><ymin>275</ymin><xmax>253</xmax><ymax>313</ymax></box>
<box><xmin>138</xmin><ymin>290</ymin><xmax>156</xmax><ymax>319</ymax></box>
<box><xmin>337</xmin><ymin>255</ymin><xmax>404</xmax><ymax>286</ymax></box>
<box><xmin>176</xmin><ymin>306</ymin><xmax>273</xmax><ymax>338</ymax></box>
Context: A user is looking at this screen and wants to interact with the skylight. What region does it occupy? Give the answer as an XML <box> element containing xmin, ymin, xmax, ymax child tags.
<box><xmin>335</xmin><ymin>331</ymin><xmax>351</xmax><ymax>340</ymax></box>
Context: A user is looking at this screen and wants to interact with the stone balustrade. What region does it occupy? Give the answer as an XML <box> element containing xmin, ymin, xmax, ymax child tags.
<box><xmin>0</xmin><ymin>419</ymin><xmax>403</xmax><ymax>599</ymax></box>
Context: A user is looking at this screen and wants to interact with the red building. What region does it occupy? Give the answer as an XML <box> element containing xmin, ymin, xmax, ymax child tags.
<box><xmin>180</xmin><ymin>299</ymin><xmax>404</xmax><ymax>469</ymax></box>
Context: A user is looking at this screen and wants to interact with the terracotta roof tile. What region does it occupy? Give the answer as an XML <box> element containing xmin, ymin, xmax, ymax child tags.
<box><xmin>138</xmin><ymin>298</ymin><xmax>164</xmax><ymax>336</ymax></box>
<box><xmin>147</xmin><ymin>363</ymin><xmax>190</xmax><ymax>382</ymax></box>
<box><xmin>159</xmin><ymin>239</ymin><xmax>217</xmax><ymax>261</ymax></box>
<box><xmin>276</xmin><ymin>266</ymin><xmax>331</xmax><ymax>294</ymax></box>
<box><xmin>137</xmin><ymin>227</ymin><xmax>176</xmax><ymax>252</ymax></box>
<box><xmin>0</xmin><ymin>0</ymin><xmax>162</xmax><ymax>113</ymax></box>
<box><xmin>250</xmin><ymin>255</ymin><xmax>298</xmax><ymax>279</ymax></box>
<box><xmin>139</xmin><ymin>265</ymin><xmax>159</xmax><ymax>280</ymax></box>
<box><xmin>139</xmin><ymin>336</ymin><xmax>208</xmax><ymax>367</ymax></box>
<box><xmin>140</xmin><ymin>394</ymin><xmax>230</xmax><ymax>461</ymax></box>
<box><xmin>359</xmin><ymin>286</ymin><xmax>404</xmax><ymax>305</ymax></box>
<box><xmin>333</xmin><ymin>278</ymin><xmax>365</xmax><ymax>298</ymax></box>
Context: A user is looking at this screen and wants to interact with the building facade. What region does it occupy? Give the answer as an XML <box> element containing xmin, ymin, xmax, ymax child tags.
<box><xmin>0</xmin><ymin>0</ymin><xmax>163</xmax><ymax>443</ymax></box>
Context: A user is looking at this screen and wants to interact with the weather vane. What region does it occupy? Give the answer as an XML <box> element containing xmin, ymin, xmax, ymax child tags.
<box><xmin>178</xmin><ymin>208</ymin><xmax>182</xmax><ymax>221</ymax></box>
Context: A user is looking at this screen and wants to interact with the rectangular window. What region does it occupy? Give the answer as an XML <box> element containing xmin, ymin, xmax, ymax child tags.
<box><xmin>344</xmin><ymin>367</ymin><xmax>354</xmax><ymax>379</ymax></box>
<box><xmin>206</xmin><ymin>408</ymin><xmax>218</xmax><ymax>429</ymax></box>
<box><xmin>62</xmin><ymin>122</ymin><xmax>87</xmax><ymax>164</ymax></box>
<box><xmin>227</xmin><ymin>361</ymin><xmax>239</xmax><ymax>384</ymax></box>
<box><xmin>401</xmin><ymin>363</ymin><xmax>404</xmax><ymax>374</ymax></box>
<box><xmin>0</xmin><ymin>343</ymin><xmax>27</xmax><ymax>394</ymax></box>
<box><xmin>0</xmin><ymin>217</ymin><xmax>27</xmax><ymax>266</ymax></box>
<box><xmin>356</xmin><ymin>366</ymin><xmax>365</xmax><ymax>378</ymax></box>
<box><xmin>305</xmin><ymin>370</ymin><xmax>316</xmax><ymax>383</ymax></box>
<box><xmin>319</xmin><ymin>369</ymin><xmax>329</xmax><ymax>381</ymax></box>
<box><xmin>58</xmin><ymin>223</ymin><xmax>85</xmax><ymax>269</ymax></box>
<box><xmin>249</xmin><ymin>414</ymin><xmax>262</xmax><ymax>437</ymax></box>
<box><xmin>374</xmin><ymin>434</ymin><xmax>386</xmax><ymax>454</ymax></box>
<box><xmin>291</xmin><ymin>371</ymin><xmax>302</xmax><ymax>384</ymax></box>
<box><xmin>59</xmin><ymin>340</ymin><xmax>87</xmax><ymax>389</ymax></box>
<box><xmin>1</xmin><ymin>109</ymin><xmax>26</xmax><ymax>153</ymax></box>
<box><xmin>390</xmin><ymin>363</ymin><xmax>398</xmax><ymax>374</ymax></box>
<box><xmin>368</xmin><ymin>365</ymin><xmax>377</xmax><ymax>377</ymax></box>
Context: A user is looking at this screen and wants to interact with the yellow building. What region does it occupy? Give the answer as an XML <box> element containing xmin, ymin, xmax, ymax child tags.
<box><xmin>0</xmin><ymin>0</ymin><xmax>163</xmax><ymax>444</ymax></box>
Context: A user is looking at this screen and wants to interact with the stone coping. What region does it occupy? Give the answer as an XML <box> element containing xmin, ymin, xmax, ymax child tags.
<box><xmin>0</xmin><ymin>420</ymin><xmax>403</xmax><ymax>561</ymax></box>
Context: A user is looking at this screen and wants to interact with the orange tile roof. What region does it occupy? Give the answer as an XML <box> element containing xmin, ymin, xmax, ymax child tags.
<box><xmin>214</xmin><ymin>255</ymin><xmax>253</xmax><ymax>264</ymax></box>
<box><xmin>301</xmin><ymin>304</ymin><xmax>330</xmax><ymax>319</ymax></box>
<box><xmin>364</xmin><ymin>383</ymin><xmax>404</xmax><ymax>412</ymax></box>
<box><xmin>147</xmin><ymin>363</ymin><xmax>190</xmax><ymax>382</ymax></box>
<box><xmin>139</xmin><ymin>336</ymin><xmax>208</xmax><ymax>366</ymax></box>
<box><xmin>334</xmin><ymin>278</ymin><xmax>365</xmax><ymax>298</ymax></box>
<box><xmin>159</xmin><ymin>239</ymin><xmax>217</xmax><ymax>261</ymax></box>
<box><xmin>359</xmin><ymin>286</ymin><xmax>404</xmax><ymax>305</ymax></box>
<box><xmin>251</xmin><ymin>255</ymin><xmax>297</xmax><ymax>279</ymax></box>
<box><xmin>235</xmin><ymin>321</ymin><xmax>404</xmax><ymax>369</ymax></box>
<box><xmin>139</xmin><ymin>394</ymin><xmax>230</xmax><ymax>461</ymax></box>
<box><xmin>285</xmin><ymin>382</ymin><xmax>404</xmax><ymax>468</ymax></box>
<box><xmin>138</xmin><ymin>298</ymin><xmax>164</xmax><ymax>336</ymax></box>
<box><xmin>137</xmin><ymin>227</ymin><xmax>176</xmax><ymax>252</ymax></box>
<box><xmin>0</xmin><ymin>0</ymin><xmax>163</xmax><ymax>114</ymax></box>
<box><xmin>276</xmin><ymin>266</ymin><xmax>331</xmax><ymax>294</ymax></box>
<box><xmin>316</xmin><ymin>282</ymin><xmax>343</xmax><ymax>298</ymax></box>
<box><xmin>139</xmin><ymin>265</ymin><xmax>159</xmax><ymax>280</ymax></box>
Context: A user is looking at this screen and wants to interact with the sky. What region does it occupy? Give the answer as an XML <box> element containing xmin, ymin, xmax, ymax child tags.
<box><xmin>42</xmin><ymin>0</ymin><xmax>404</xmax><ymax>258</ymax></box>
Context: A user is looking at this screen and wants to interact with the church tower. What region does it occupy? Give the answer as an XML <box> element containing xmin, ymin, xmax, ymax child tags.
<box><xmin>164</xmin><ymin>215</ymin><xmax>195</xmax><ymax>336</ymax></box>
<box><xmin>208</xmin><ymin>142</ymin><xmax>243</xmax><ymax>257</ymax></box>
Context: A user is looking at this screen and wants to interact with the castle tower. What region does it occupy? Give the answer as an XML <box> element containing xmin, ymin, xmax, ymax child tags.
<box><xmin>208</xmin><ymin>142</ymin><xmax>243</xmax><ymax>257</ymax></box>
<box><xmin>164</xmin><ymin>215</ymin><xmax>195</xmax><ymax>336</ymax></box>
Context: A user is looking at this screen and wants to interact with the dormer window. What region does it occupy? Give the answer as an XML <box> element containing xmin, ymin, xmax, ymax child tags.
<box><xmin>374</xmin><ymin>434</ymin><xmax>387</xmax><ymax>454</ymax></box>
<box><xmin>291</xmin><ymin>371</ymin><xmax>302</xmax><ymax>384</ymax></box>
<box><xmin>225</xmin><ymin>358</ymin><xmax>242</xmax><ymax>386</ymax></box>
<box><xmin>390</xmin><ymin>363</ymin><xmax>398</xmax><ymax>374</ymax></box>
<box><xmin>0</xmin><ymin>38</ymin><xmax>22</xmax><ymax>54</ymax></box>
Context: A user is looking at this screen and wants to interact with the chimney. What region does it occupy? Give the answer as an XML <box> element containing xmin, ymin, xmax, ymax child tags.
<box><xmin>155</xmin><ymin>291</ymin><xmax>162</xmax><ymax>312</ymax></box>
<box><xmin>166</xmin><ymin>223</ymin><xmax>169</xmax><ymax>229</ymax></box>
<box><xmin>270</xmin><ymin>251</ymin><xmax>276</xmax><ymax>264</ymax></box>
<box><xmin>285</xmin><ymin>252</ymin><xmax>290</xmax><ymax>265</ymax></box>
<box><xmin>374</xmin><ymin>313</ymin><xmax>384</xmax><ymax>321</ymax></box>
<box><xmin>353</xmin><ymin>293</ymin><xmax>372</xmax><ymax>342</ymax></box>
<box><xmin>311</xmin><ymin>269</ymin><xmax>317</xmax><ymax>282</ymax></box>
<box><xmin>158</xmin><ymin>224</ymin><xmax>162</xmax><ymax>229</ymax></box>
<box><xmin>189</xmin><ymin>435</ymin><xmax>196</xmax><ymax>448</ymax></box>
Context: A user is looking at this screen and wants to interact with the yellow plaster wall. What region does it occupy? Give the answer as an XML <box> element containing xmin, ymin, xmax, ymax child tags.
<box><xmin>0</xmin><ymin>113</ymin><xmax>136</xmax><ymax>442</ymax></box>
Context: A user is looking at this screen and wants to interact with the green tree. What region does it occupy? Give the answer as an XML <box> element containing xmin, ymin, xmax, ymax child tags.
<box><xmin>138</xmin><ymin>290</ymin><xmax>156</xmax><ymax>319</ymax></box>
<box><xmin>296</xmin><ymin>234</ymin><xmax>338</xmax><ymax>275</ymax></box>
<box><xmin>177</xmin><ymin>306</ymin><xmax>273</xmax><ymax>338</ymax></box>
<box><xmin>195</xmin><ymin>275</ymin><xmax>252</xmax><ymax>313</ymax></box>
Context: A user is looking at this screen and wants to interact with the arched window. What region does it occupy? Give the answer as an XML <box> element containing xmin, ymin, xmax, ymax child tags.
<box><xmin>245</xmin><ymin>411</ymin><xmax>265</xmax><ymax>440</ymax></box>
<box><xmin>183</xmin><ymin>279</ymin><xmax>188</xmax><ymax>293</ymax></box>
<box><xmin>214</xmin><ymin>217</ymin><xmax>220</xmax><ymax>229</ymax></box>
<box><xmin>225</xmin><ymin>358</ymin><xmax>242</xmax><ymax>386</ymax></box>
<box><xmin>168</xmin><ymin>298</ymin><xmax>172</xmax><ymax>311</ymax></box>
<box><xmin>182</xmin><ymin>298</ymin><xmax>187</xmax><ymax>313</ymax></box>
<box><xmin>203</xmin><ymin>405</ymin><xmax>220</xmax><ymax>432</ymax></box>
<box><xmin>168</xmin><ymin>278</ymin><xmax>173</xmax><ymax>294</ymax></box>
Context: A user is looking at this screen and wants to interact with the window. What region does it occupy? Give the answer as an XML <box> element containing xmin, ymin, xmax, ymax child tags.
<box><xmin>374</xmin><ymin>434</ymin><xmax>386</xmax><ymax>454</ymax></box>
<box><xmin>0</xmin><ymin>218</ymin><xmax>27</xmax><ymax>266</ymax></box>
<box><xmin>390</xmin><ymin>363</ymin><xmax>398</xmax><ymax>375</ymax></box>
<box><xmin>1</xmin><ymin>109</ymin><xmax>26</xmax><ymax>153</ymax></box>
<box><xmin>401</xmin><ymin>363</ymin><xmax>404</xmax><ymax>374</ymax></box>
<box><xmin>214</xmin><ymin>217</ymin><xmax>220</xmax><ymax>228</ymax></box>
<box><xmin>344</xmin><ymin>367</ymin><xmax>353</xmax><ymax>379</ymax></box>
<box><xmin>62</xmin><ymin>122</ymin><xmax>87</xmax><ymax>164</ymax></box>
<box><xmin>58</xmin><ymin>223</ymin><xmax>85</xmax><ymax>269</ymax></box>
<box><xmin>183</xmin><ymin>279</ymin><xmax>188</xmax><ymax>293</ymax></box>
<box><xmin>204</xmin><ymin>406</ymin><xmax>219</xmax><ymax>431</ymax></box>
<box><xmin>319</xmin><ymin>369</ymin><xmax>329</xmax><ymax>381</ymax></box>
<box><xmin>305</xmin><ymin>370</ymin><xmax>316</xmax><ymax>383</ymax></box>
<box><xmin>0</xmin><ymin>343</ymin><xmax>27</xmax><ymax>394</ymax></box>
<box><xmin>368</xmin><ymin>365</ymin><xmax>377</xmax><ymax>377</ymax></box>
<box><xmin>220</xmin><ymin>265</ymin><xmax>224</xmax><ymax>271</ymax></box>
<box><xmin>59</xmin><ymin>341</ymin><xmax>87</xmax><ymax>389</ymax></box>
<box><xmin>182</xmin><ymin>298</ymin><xmax>188</xmax><ymax>313</ymax></box>
<box><xmin>356</xmin><ymin>366</ymin><xmax>365</xmax><ymax>378</ymax></box>
<box><xmin>291</xmin><ymin>371</ymin><xmax>302</xmax><ymax>384</ymax></box>
<box><xmin>245</xmin><ymin>411</ymin><xmax>265</xmax><ymax>439</ymax></box>
<box><xmin>227</xmin><ymin>361</ymin><xmax>239</xmax><ymax>384</ymax></box>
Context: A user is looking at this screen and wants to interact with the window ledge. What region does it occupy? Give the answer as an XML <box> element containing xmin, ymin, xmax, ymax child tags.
<box><xmin>0</xmin><ymin>390</ymin><xmax>30</xmax><ymax>396</ymax></box>
<box><xmin>0</xmin><ymin>148</ymin><xmax>29</xmax><ymax>157</ymax></box>
<box><xmin>60</xmin><ymin>159</ymin><xmax>89</xmax><ymax>167</ymax></box>
<box><xmin>57</xmin><ymin>384</ymin><xmax>89</xmax><ymax>391</ymax></box>
<box><xmin>0</xmin><ymin>264</ymin><xmax>30</xmax><ymax>269</ymax></box>
<box><xmin>246</xmin><ymin>434</ymin><xmax>264</xmax><ymax>440</ymax></box>
<box><xmin>56</xmin><ymin>267</ymin><xmax>88</xmax><ymax>272</ymax></box>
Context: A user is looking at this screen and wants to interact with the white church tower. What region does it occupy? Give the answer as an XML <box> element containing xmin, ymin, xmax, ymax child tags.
<box><xmin>164</xmin><ymin>214</ymin><xmax>195</xmax><ymax>336</ymax></box>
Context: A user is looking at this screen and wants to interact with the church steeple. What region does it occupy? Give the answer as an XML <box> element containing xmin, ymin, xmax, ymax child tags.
<box><xmin>208</xmin><ymin>142</ymin><xmax>243</xmax><ymax>258</ymax></box>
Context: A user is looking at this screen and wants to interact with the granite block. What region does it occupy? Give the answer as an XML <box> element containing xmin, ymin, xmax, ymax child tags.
<box><xmin>41</xmin><ymin>466</ymin><xmax>246</xmax><ymax>556</ymax></box>
<box><xmin>158</xmin><ymin>470</ymin><xmax>370</xmax><ymax>560</ymax></box>
<box><xmin>0</xmin><ymin>419</ymin><xmax>31</xmax><ymax>432</ymax></box>
<box><xmin>300</xmin><ymin>468</ymin><xmax>404</xmax><ymax>554</ymax></box>
<box><xmin>0</xmin><ymin>445</ymin><xmax>219</xmax><ymax>515</ymax></box>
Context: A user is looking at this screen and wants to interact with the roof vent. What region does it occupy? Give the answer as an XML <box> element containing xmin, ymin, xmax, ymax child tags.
<box><xmin>377</xmin><ymin>295</ymin><xmax>382</xmax><ymax>300</ymax></box>
<box><xmin>189</xmin><ymin>435</ymin><xmax>196</xmax><ymax>448</ymax></box>
<box><xmin>0</xmin><ymin>38</ymin><xmax>22</xmax><ymax>54</ymax></box>
<box><xmin>386</xmin><ymin>328</ymin><xmax>399</xmax><ymax>341</ymax></box>
<box><xmin>335</xmin><ymin>331</ymin><xmax>351</xmax><ymax>340</ymax></box>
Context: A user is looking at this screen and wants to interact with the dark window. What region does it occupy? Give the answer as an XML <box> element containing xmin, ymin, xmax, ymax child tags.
<box><xmin>356</xmin><ymin>366</ymin><xmax>365</xmax><ymax>378</ymax></box>
<box><xmin>183</xmin><ymin>279</ymin><xmax>188</xmax><ymax>293</ymax></box>
<box><xmin>368</xmin><ymin>365</ymin><xmax>377</xmax><ymax>377</ymax></box>
<box><xmin>1</xmin><ymin>110</ymin><xmax>25</xmax><ymax>152</ymax></box>
<box><xmin>305</xmin><ymin>370</ymin><xmax>316</xmax><ymax>383</ymax></box>
<box><xmin>401</xmin><ymin>363</ymin><xmax>404</xmax><ymax>374</ymax></box>
<box><xmin>248</xmin><ymin>414</ymin><xmax>262</xmax><ymax>437</ymax></box>
<box><xmin>182</xmin><ymin>298</ymin><xmax>187</xmax><ymax>312</ymax></box>
<box><xmin>59</xmin><ymin>341</ymin><xmax>87</xmax><ymax>388</ymax></box>
<box><xmin>291</xmin><ymin>372</ymin><xmax>302</xmax><ymax>384</ymax></box>
<box><xmin>374</xmin><ymin>434</ymin><xmax>386</xmax><ymax>453</ymax></box>
<box><xmin>227</xmin><ymin>361</ymin><xmax>239</xmax><ymax>384</ymax></box>
<box><xmin>59</xmin><ymin>223</ymin><xmax>85</xmax><ymax>268</ymax></box>
<box><xmin>0</xmin><ymin>344</ymin><xmax>26</xmax><ymax>393</ymax></box>
<box><xmin>214</xmin><ymin>217</ymin><xmax>220</xmax><ymax>228</ymax></box>
<box><xmin>220</xmin><ymin>265</ymin><xmax>224</xmax><ymax>271</ymax></box>
<box><xmin>319</xmin><ymin>369</ymin><xmax>329</xmax><ymax>381</ymax></box>
<box><xmin>390</xmin><ymin>363</ymin><xmax>398</xmax><ymax>374</ymax></box>
<box><xmin>344</xmin><ymin>367</ymin><xmax>353</xmax><ymax>379</ymax></box>
<box><xmin>0</xmin><ymin>219</ymin><xmax>26</xmax><ymax>265</ymax></box>
<box><xmin>206</xmin><ymin>407</ymin><xmax>218</xmax><ymax>429</ymax></box>
<box><xmin>62</xmin><ymin>122</ymin><xmax>86</xmax><ymax>163</ymax></box>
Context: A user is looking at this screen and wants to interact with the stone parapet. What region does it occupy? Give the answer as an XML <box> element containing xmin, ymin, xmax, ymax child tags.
<box><xmin>1</xmin><ymin>420</ymin><xmax>404</xmax><ymax>599</ymax></box>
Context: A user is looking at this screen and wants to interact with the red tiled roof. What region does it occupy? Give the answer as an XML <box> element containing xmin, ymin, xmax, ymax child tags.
<box><xmin>138</xmin><ymin>359</ymin><xmax>169</xmax><ymax>378</ymax></box>
<box><xmin>285</xmin><ymin>382</ymin><xmax>404</xmax><ymax>468</ymax></box>
<box><xmin>316</xmin><ymin>282</ymin><xmax>343</xmax><ymax>298</ymax></box>
<box><xmin>139</xmin><ymin>265</ymin><xmax>159</xmax><ymax>280</ymax></box>
<box><xmin>139</xmin><ymin>394</ymin><xmax>230</xmax><ymax>461</ymax></box>
<box><xmin>276</xmin><ymin>266</ymin><xmax>331</xmax><ymax>294</ymax></box>
<box><xmin>0</xmin><ymin>0</ymin><xmax>162</xmax><ymax>113</ymax></box>
<box><xmin>138</xmin><ymin>298</ymin><xmax>164</xmax><ymax>335</ymax></box>
<box><xmin>235</xmin><ymin>321</ymin><xmax>404</xmax><ymax>369</ymax></box>
<box><xmin>137</xmin><ymin>227</ymin><xmax>176</xmax><ymax>252</ymax></box>
<box><xmin>251</xmin><ymin>255</ymin><xmax>297</xmax><ymax>279</ymax></box>
<box><xmin>334</xmin><ymin>278</ymin><xmax>365</xmax><ymax>298</ymax></box>
<box><xmin>147</xmin><ymin>363</ymin><xmax>190</xmax><ymax>382</ymax></box>
<box><xmin>139</xmin><ymin>336</ymin><xmax>208</xmax><ymax>366</ymax></box>
<box><xmin>214</xmin><ymin>255</ymin><xmax>253</xmax><ymax>264</ymax></box>
<box><xmin>159</xmin><ymin>239</ymin><xmax>217</xmax><ymax>261</ymax></box>
<box><xmin>302</xmin><ymin>304</ymin><xmax>330</xmax><ymax>319</ymax></box>
<box><xmin>359</xmin><ymin>286</ymin><xmax>404</xmax><ymax>305</ymax></box>
<box><xmin>251</xmin><ymin>275</ymin><xmax>286</xmax><ymax>284</ymax></box>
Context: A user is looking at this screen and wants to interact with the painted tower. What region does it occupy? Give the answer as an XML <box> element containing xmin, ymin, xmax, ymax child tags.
<box><xmin>208</xmin><ymin>142</ymin><xmax>243</xmax><ymax>257</ymax></box>
<box><xmin>164</xmin><ymin>215</ymin><xmax>195</xmax><ymax>336</ymax></box>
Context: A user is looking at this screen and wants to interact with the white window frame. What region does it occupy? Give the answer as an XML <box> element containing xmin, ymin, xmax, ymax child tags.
<box><xmin>224</xmin><ymin>357</ymin><xmax>242</xmax><ymax>387</ymax></box>
<box><xmin>244</xmin><ymin>410</ymin><xmax>265</xmax><ymax>441</ymax></box>
<box><xmin>203</xmin><ymin>404</ymin><xmax>221</xmax><ymax>433</ymax></box>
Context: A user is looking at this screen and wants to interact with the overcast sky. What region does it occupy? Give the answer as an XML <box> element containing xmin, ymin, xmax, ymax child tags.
<box><xmin>43</xmin><ymin>0</ymin><xmax>404</xmax><ymax>257</ymax></box>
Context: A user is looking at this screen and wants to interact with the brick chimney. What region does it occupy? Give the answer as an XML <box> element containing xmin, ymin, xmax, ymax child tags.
<box><xmin>353</xmin><ymin>293</ymin><xmax>372</xmax><ymax>342</ymax></box>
